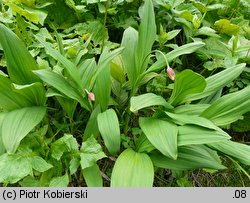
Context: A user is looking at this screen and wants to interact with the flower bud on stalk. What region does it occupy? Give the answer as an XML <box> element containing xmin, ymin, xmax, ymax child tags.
<box><xmin>88</xmin><ymin>92</ymin><xmax>95</xmax><ymax>101</ymax></box>
<box><xmin>166</xmin><ymin>66</ymin><xmax>175</xmax><ymax>81</ymax></box>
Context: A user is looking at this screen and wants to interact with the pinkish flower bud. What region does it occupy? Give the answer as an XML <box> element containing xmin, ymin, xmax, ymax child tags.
<box><xmin>166</xmin><ymin>66</ymin><xmax>175</xmax><ymax>81</ymax></box>
<box><xmin>88</xmin><ymin>92</ymin><xmax>95</xmax><ymax>101</ymax></box>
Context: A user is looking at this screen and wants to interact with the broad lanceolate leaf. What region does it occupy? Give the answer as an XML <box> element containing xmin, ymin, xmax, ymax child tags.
<box><xmin>93</xmin><ymin>47</ymin><xmax>124</xmax><ymax>87</ymax></box>
<box><xmin>208</xmin><ymin>141</ymin><xmax>250</xmax><ymax>165</ymax></box>
<box><xmin>185</xmin><ymin>63</ymin><xmax>246</xmax><ymax>101</ymax></box>
<box><xmin>51</xmin><ymin>134</ymin><xmax>79</xmax><ymax>160</ymax></box>
<box><xmin>201</xmin><ymin>85</ymin><xmax>250</xmax><ymax>126</ymax></box>
<box><xmin>0</xmin><ymin>75</ymin><xmax>31</xmax><ymax>110</ymax></box>
<box><xmin>49</xmin><ymin>174</ymin><xmax>69</xmax><ymax>187</ymax></box>
<box><xmin>139</xmin><ymin>117</ymin><xmax>178</xmax><ymax>159</ymax></box>
<box><xmin>78</xmin><ymin>58</ymin><xmax>96</xmax><ymax>90</ymax></box>
<box><xmin>0</xmin><ymin>153</ymin><xmax>52</xmax><ymax>184</ymax></box>
<box><xmin>121</xmin><ymin>27</ymin><xmax>138</xmax><ymax>86</ymax></box>
<box><xmin>0</xmin><ymin>75</ymin><xmax>46</xmax><ymax>110</ymax></box>
<box><xmin>168</xmin><ymin>69</ymin><xmax>206</xmax><ymax>106</ymax></box>
<box><xmin>35</xmin><ymin>34</ymin><xmax>83</xmax><ymax>89</ymax></box>
<box><xmin>147</xmin><ymin>41</ymin><xmax>205</xmax><ymax>73</ymax></box>
<box><xmin>94</xmin><ymin>64</ymin><xmax>111</xmax><ymax>112</ymax></box>
<box><xmin>111</xmin><ymin>148</ymin><xmax>154</xmax><ymax>187</ymax></box>
<box><xmin>165</xmin><ymin>112</ymin><xmax>224</xmax><ymax>131</ymax></box>
<box><xmin>12</xmin><ymin>82</ymin><xmax>46</xmax><ymax>106</ymax></box>
<box><xmin>83</xmin><ymin>164</ymin><xmax>103</xmax><ymax>187</ymax></box>
<box><xmin>165</xmin><ymin>112</ymin><xmax>231</xmax><ymax>145</ymax></box>
<box><xmin>178</xmin><ymin>125</ymin><xmax>230</xmax><ymax>146</ymax></box>
<box><xmin>130</xmin><ymin>93</ymin><xmax>173</xmax><ymax>112</ymax></box>
<box><xmin>97</xmin><ymin>109</ymin><xmax>121</xmax><ymax>155</ymax></box>
<box><xmin>80</xmin><ymin>136</ymin><xmax>106</xmax><ymax>169</ymax></box>
<box><xmin>135</xmin><ymin>0</ymin><xmax>156</xmax><ymax>74</ymax></box>
<box><xmin>150</xmin><ymin>145</ymin><xmax>226</xmax><ymax>170</ymax></box>
<box><xmin>83</xmin><ymin>105</ymin><xmax>101</xmax><ymax>141</ymax></box>
<box><xmin>33</xmin><ymin>69</ymin><xmax>89</xmax><ymax>110</ymax></box>
<box><xmin>1</xmin><ymin>107</ymin><xmax>46</xmax><ymax>154</ymax></box>
<box><xmin>173</xmin><ymin>104</ymin><xmax>210</xmax><ymax>115</ymax></box>
<box><xmin>0</xmin><ymin>24</ymin><xmax>40</xmax><ymax>84</ymax></box>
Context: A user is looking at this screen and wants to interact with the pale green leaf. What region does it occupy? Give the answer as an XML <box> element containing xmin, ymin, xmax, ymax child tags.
<box><xmin>0</xmin><ymin>153</ymin><xmax>52</xmax><ymax>184</ymax></box>
<box><xmin>195</xmin><ymin>27</ymin><xmax>220</xmax><ymax>37</ymax></box>
<box><xmin>185</xmin><ymin>63</ymin><xmax>246</xmax><ymax>101</ymax></box>
<box><xmin>201</xmin><ymin>85</ymin><xmax>250</xmax><ymax>125</ymax></box>
<box><xmin>8</xmin><ymin>3</ymin><xmax>47</xmax><ymax>25</ymax></box>
<box><xmin>94</xmin><ymin>64</ymin><xmax>111</xmax><ymax>112</ymax></box>
<box><xmin>136</xmin><ymin>0</ymin><xmax>156</xmax><ymax>74</ymax></box>
<box><xmin>192</xmin><ymin>1</ymin><xmax>207</xmax><ymax>12</ymax></box>
<box><xmin>80</xmin><ymin>136</ymin><xmax>106</xmax><ymax>169</ymax></box>
<box><xmin>69</xmin><ymin>156</ymin><xmax>80</xmax><ymax>175</ymax></box>
<box><xmin>147</xmin><ymin>42</ymin><xmax>205</xmax><ymax>73</ymax></box>
<box><xmin>139</xmin><ymin>117</ymin><xmax>178</xmax><ymax>159</ymax></box>
<box><xmin>83</xmin><ymin>105</ymin><xmax>101</xmax><ymax>141</ymax></box>
<box><xmin>0</xmin><ymin>153</ymin><xmax>32</xmax><ymax>184</ymax></box>
<box><xmin>51</xmin><ymin>134</ymin><xmax>79</xmax><ymax>160</ymax></box>
<box><xmin>130</xmin><ymin>93</ymin><xmax>173</xmax><ymax>112</ymax></box>
<box><xmin>2</xmin><ymin>107</ymin><xmax>46</xmax><ymax>154</ymax></box>
<box><xmin>208</xmin><ymin>141</ymin><xmax>250</xmax><ymax>165</ymax></box>
<box><xmin>207</xmin><ymin>4</ymin><xmax>225</xmax><ymax>10</ymax></box>
<box><xmin>79</xmin><ymin>58</ymin><xmax>96</xmax><ymax>90</ymax></box>
<box><xmin>35</xmin><ymin>34</ymin><xmax>83</xmax><ymax>89</ymax></box>
<box><xmin>111</xmin><ymin>148</ymin><xmax>154</xmax><ymax>187</ymax></box>
<box><xmin>0</xmin><ymin>75</ymin><xmax>32</xmax><ymax>110</ymax></box>
<box><xmin>135</xmin><ymin>134</ymin><xmax>155</xmax><ymax>153</ymax></box>
<box><xmin>12</xmin><ymin>82</ymin><xmax>46</xmax><ymax>106</ymax></box>
<box><xmin>33</xmin><ymin>69</ymin><xmax>88</xmax><ymax>109</ymax></box>
<box><xmin>166</xmin><ymin>29</ymin><xmax>181</xmax><ymax>40</ymax></box>
<box><xmin>110</xmin><ymin>61</ymin><xmax>125</xmax><ymax>83</ymax></box>
<box><xmin>150</xmin><ymin>145</ymin><xmax>226</xmax><ymax>170</ymax></box>
<box><xmin>19</xmin><ymin>176</ymin><xmax>40</xmax><ymax>187</ymax></box>
<box><xmin>49</xmin><ymin>174</ymin><xmax>69</xmax><ymax>187</ymax></box>
<box><xmin>121</xmin><ymin>27</ymin><xmax>138</xmax><ymax>86</ymax></box>
<box><xmin>30</xmin><ymin>156</ymin><xmax>53</xmax><ymax>172</ymax></box>
<box><xmin>165</xmin><ymin>112</ymin><xmax>223</xmax><ymax>131</ymax></box>
<box><xmin>97</xmin><ymin>109</ymin><xmax>121</xmax><ymax>155</ymax></box>
<box><xmin>0</xmin><ymin>24</ymin><xmax>40</xmax><ymax>84</ymax></box>
<box><xmin>93</xmin><ymin>47</ymin><xmax>124</xmax><ymax>87</ymax></box>
<box><xmin>169</xmin><ymin>69</ymin><xmax>206</xmax><ymax>106</ymax></box>
<box><xmin>214</xmin><ymin>19</ymin><xmax>240</xmax><ymax>36</ymax></box>
<box><xmin>178</xmin><ymin>125</ymin><xmax>230</xmax><ymax>146</ymax></box>
<box><xmin>83</xmin><ymin>164</ymin><xmax>103</xmax><ymax>187</ymax></box>
<box><xmin>173</xmin><ymin>104</ymin><xmax>210</xmax><ymax>115</ymax></box>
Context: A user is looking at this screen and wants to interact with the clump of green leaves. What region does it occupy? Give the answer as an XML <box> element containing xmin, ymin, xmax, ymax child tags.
<box><xmin>0</xmin><ymin>0</ymin><xmax>250</xmax><ymax>187</ymax></box>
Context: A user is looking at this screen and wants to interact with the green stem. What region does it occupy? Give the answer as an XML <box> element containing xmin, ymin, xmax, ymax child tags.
<box><xmin>123</xmin><ymin>87</ymin><xmax>136</xmax><ymax>134</ymax></box>
<box><xmin>200</xmin><ymin>11</ymin><xmax>207</xmax><ymax>23</ymax></box>
<box><xmin>123</xmin><ymin>50</ymin><xmax>170</xmax><ymax>134</ymax></box>
<box><xmin>229</xmin><ymin>0</ymin><xmax>240</xmax><ymax>19</ymax></box>
<box><xmin>227</xmin><ymin>156</ymin><xmax>250</xmax><ymax>180</ymax></box>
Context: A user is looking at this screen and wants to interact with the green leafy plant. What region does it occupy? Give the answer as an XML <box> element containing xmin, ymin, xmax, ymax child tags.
<box><xmin>0</xmin><ymin>0</ymin><xmax>250</xmax><ymax>187</ymax></box>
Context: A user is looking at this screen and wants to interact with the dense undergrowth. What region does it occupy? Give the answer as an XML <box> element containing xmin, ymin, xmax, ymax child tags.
<box><xmin>0</xmin><ymin>0</ymin><xmax>250</xmax><ymax>187</ymax></box>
